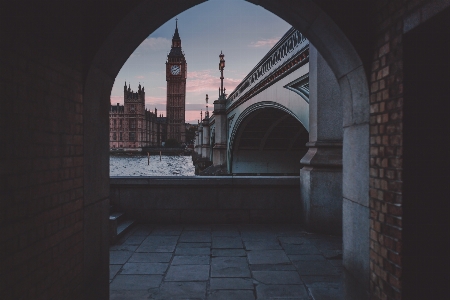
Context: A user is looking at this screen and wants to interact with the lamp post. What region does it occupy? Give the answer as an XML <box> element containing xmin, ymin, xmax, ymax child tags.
<box><xmin>219</xmin><ymin>51</ymin><xmax>225</xmax><ymax>98</ymax></box>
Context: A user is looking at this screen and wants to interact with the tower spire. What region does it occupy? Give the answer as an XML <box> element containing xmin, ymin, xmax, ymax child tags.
<box><xmin>172</xmin><ymin>18</ymin><xmax>180</xmax><ymax>41</ymax></box>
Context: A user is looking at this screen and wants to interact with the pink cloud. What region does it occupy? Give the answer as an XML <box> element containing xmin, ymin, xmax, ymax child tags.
<box><xmin>135</xmin><ymin>75</ymin><xmax>145</xmax><ymax>79</ymax></box>
<box><xmin>145</xmin><ymin>96</ymin><xmax>165</xmax><ymax>104</ymax></box>
<box><xmin>249</xmin><ymin>38</ymin><xmax>280</xmax><ymax>48</ymax></box>
<box><xmin>186</xmin><ymin>70</ymin><xmax>241</xmax><ymax>93</ymax></box>
<box><xmin>110</xmin><ymin>96</ymin><xmax>123</xmax><ymax>105</ymax></box>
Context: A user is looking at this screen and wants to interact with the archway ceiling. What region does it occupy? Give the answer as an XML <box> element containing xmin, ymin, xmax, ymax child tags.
<box><xmin>236</xmin><ymin>108</ymin><xmax>308</xmax><ymax>151</ymax></box>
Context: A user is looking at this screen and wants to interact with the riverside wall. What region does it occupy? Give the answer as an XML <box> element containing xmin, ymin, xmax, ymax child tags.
<box><xmin>110</xmin><ymin>176</ymin><xmax>301</xmax><ymax>224</ymax></box>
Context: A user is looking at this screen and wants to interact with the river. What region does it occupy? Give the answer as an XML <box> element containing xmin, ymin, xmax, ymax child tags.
<box><xmin>110</xmin><ymin>155</ymin><xmax>195</xmax><ymax>176</ymax></box>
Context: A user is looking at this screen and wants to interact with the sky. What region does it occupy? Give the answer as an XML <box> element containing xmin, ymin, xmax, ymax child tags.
<box><xmin>110</xmin><ymin>0</ymin><xmax>291</xmax><ymax>124</ymax></box>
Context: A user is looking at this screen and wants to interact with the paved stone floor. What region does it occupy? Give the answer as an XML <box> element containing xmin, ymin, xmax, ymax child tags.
<box><xmin>109</xmin><ymin>224</ymin><xmax>353</xmax><ymax>300</ymax></box>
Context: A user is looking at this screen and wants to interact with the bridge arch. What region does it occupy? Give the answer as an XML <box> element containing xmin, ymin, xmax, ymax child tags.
<box><xmin>84</xmin><ymin>0</ymin><xmax>370</xmax><ymax>291</ymax></box>
<box><xmin>228</xmin><ymin>102</ymin><xmax>308</xmax><ymax>174</ymax></box>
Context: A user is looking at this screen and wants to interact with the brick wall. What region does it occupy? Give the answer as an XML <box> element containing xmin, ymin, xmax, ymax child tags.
<box><xmin>0</xmin><ymin>3</ymin><xmax>84</xmax><ymax>299</ymax></box>
<box><xmin>368</xmin><ymin>0</ymin><xmax>447</xmax><ymax>299</ymax></box>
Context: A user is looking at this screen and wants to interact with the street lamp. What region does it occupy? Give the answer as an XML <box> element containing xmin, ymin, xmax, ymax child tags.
<box><xmin>219</xmin><ymin>51</ymin><xmax>225</xmax><ymax>98</ymax></box>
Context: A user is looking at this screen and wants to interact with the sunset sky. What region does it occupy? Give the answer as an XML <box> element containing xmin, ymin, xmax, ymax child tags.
<box><xmin>110</xmin><ymin>0</ymin><xmax>290</xmax><ymax>123</ymax></box>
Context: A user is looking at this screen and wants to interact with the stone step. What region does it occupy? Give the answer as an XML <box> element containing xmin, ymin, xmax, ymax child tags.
<box><xmin>109</xmin><ymin>212</ymin><xmax>125</xmax><ymax>223</ymax></box>
<box><xmin>116</xmin><ymin>220</ymin><xmax>136</xmax><ymax>240</ymax></box>
<box><xmin>109</xmin><ymin>211</ymin><xmax>136</xmax><ymax>244</ymax></box>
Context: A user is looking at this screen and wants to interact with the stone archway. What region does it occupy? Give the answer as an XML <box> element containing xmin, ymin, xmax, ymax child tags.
<box><xmin>83</xmin><ymin>0</ymin><xmax>370</xmax><ymax>294</ymax></box>
<box><xmin>228</xmin><ymin>103</ymin><xmax>308</xmax><ymax>174</ymax></box>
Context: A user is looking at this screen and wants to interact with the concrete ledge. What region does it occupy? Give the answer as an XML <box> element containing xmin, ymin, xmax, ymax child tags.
<box><xmin>110</xmin><ymin>176</ymin><xmax>300</xmax><ymax>186</ymax></box>
<box><xmin>110</xmin><ymin>176</ymin><xmax>301</xmax><ymax>224</ymax></box>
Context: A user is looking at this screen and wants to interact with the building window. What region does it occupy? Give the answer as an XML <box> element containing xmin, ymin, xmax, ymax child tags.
<box><xmin>113</xmin><ymin>132</ymin><xmax>117</xmax><ymax>140</ymax></box>
<box><xmin>130</xmin><ymin>132</ymin><xmax>135</xmax><ymax>141</ymax></box>
<box><xmin>120</xmin><ymin>119</ymin><xmax>122</xmax><ymax>127</ymax></box>
<box><xmin>130</xmin><ymin>105</ymin><xmax>135</xmax><ymax>113</ymax></box>
<box><xmin>114</xmin><ymin>120</ymin><xmax>116</xmax><ymax>127</ymax></box>
<box><xmin>120</xmin><ymin>132</ymin><xmax>122</xmax><ymax>141</ymax></box>
<box><xmin>130</xmin><ymin>119</ymin><xmax>136</xmax><ymax>129</ymax></box>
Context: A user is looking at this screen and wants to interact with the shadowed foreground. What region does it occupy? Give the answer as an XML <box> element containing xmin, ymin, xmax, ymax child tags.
<box><xmin>109</xmin><ymin>224</ymin><xmax>365</xmax><ymax>299</ymax></box>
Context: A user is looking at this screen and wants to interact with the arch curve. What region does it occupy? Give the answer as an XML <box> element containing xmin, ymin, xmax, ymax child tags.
<box><xmin>84</xmin><ymin>0</ymin><xmax>370</xmax><ymax>288</ymax></box>
<box><xmin>228</xmin><ymin>102</ymin><xmax>308</xmax><ymax>174</ymax></box>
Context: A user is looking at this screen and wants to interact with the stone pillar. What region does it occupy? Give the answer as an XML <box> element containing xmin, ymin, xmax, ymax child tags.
<box><xmin>213</xmin><ymin>97</ymin><xmax>227</xmax><ymax>166</ymax></box>
<box><xmin>201</xmin><ymin>118</ymin><xmax>210</xmax><ymax>159</ymax></box>
<box><xmin>300</xmin><ymin>45</ymin><xmax>343</xmax><ymax>235</ymax></box>
<box><xmin>197</xmin><ymin>123</ymin><xmax>203</xmax><ymax>155</ymax></box>
<box><xmin>194</xmin><ymin>131</ymin><xmax>199</xmax><ymax>154</ymax></box>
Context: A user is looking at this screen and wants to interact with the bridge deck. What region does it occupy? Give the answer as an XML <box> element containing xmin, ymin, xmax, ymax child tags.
<box><xmin>109</xmin><ymin>224</ymin><xmax>366</xmax><ymax>299</ymax></box>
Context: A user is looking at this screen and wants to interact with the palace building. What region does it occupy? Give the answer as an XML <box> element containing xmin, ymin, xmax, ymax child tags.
<box><xmin>109</xmin><ymin>82</ymin><xmax>166</xmax><ymax>149</ymax></box>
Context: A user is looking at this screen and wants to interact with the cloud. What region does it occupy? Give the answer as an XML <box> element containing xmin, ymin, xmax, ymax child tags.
<box><xmin>249</xmin><ymin>38</ymin><xmax>280</xmax><ymax>48</ymax></box>
<box><xmin>145</xmin><ymin>96</ymin><xmax>166</xmax><ymax>105</ymax></box>
<box><xmin>186</xmin><ymin>70</ymin><xmax>241</xmax><ymax>93</ymax></box>
<box><xmin>138</xmin><ymin>37</ymin><xmax>171</xmax><ymax>51</ymax></box>
<box><xmin>135</xmin><ymin>75</ymin><xmax>145</xmax><ymax>79</ymax></box>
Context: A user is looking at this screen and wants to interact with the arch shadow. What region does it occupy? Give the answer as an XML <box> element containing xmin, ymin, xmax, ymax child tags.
<box><xmin>83</xmin><ymin>0</ymin><xmax>370</xmax><ymax>291</ymax></box>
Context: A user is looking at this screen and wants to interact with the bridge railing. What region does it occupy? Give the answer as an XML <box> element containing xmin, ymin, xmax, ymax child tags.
<box><xmin>110</xmin><ymin>176</ymin><xmax>301</xmax><ymax>224</ymax></box>
<box><xmin>227</xmin><ymin>27</ymin><xmax>309</xmax><ymax>110</ymax></box>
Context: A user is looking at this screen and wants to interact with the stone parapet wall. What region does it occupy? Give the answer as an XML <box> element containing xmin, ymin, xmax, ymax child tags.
<box><xmin>110</xmin><ymin>176</ymin><xmax>301</xmax><ymax>224</ymax></box>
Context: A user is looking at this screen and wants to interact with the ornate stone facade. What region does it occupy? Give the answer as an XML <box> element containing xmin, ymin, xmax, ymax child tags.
<box><xmin>166</xmin><ymin>20</ymin><xmax>187</xmax><ymax>143</ymax></box>
<box><xmin>109</xmin><ymin>82</ymin><xmax>166</xmax><ymax>149</ymax></box>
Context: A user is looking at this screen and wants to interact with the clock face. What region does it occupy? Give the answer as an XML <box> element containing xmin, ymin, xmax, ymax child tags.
<box><xmin>171</xmin><ymin>65</ymin><xmax>181</xmax><ymax>75</ymax></box>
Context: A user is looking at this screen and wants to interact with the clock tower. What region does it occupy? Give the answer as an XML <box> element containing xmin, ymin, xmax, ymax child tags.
<box><xmin>166</xmin><ymin>19</ymin><xmax>187</xmax><ymax>143</ymax></box>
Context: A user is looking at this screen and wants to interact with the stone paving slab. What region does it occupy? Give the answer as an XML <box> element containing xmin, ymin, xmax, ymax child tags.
<box><xmin>295</xmin><ymin>260</ymin><xmax>340</xmax><ymax>276</ymax></box>
<box><xmin>211</xmin><ymin>230</ymin><xmax>240</xmax><ymax>237</ymax></box>
<box><xmin>247</xmin><ymin>250</ymin><xmax>290</xmax><ymax>265</ymax></box>
<box><xmin>256</xmin><ymin>283</ymin><xmax>310</xmax><ymax>299</ymax></box>
<box><xmin>289</xmin><ymin>254</ymin><xmax>327</xmax><ymax>261</ymax></box>
<box><xmin>109</xmin><ymin>224</ymin><xmax>357</xmax><ymax>300</ymax></box>
<box><xmin>110</xmin><ymin>290</ymin><xmax>151</xmax><ymax>299</ymax></box>
<box><xmin>250</xmin><ymin>264</ymin><xmax>297</xmax><ymax>271</ymax></box>
<box><xmin>165</xmin><ymin>264</ymin><xmax>210</xmax><ymax>281</ymax></box>
<box><xmin>244</xmin><ymin>240</ymin><xmax>282</xmax><ymax>250</ymax></box>
<box><xmin>180</xmin><ymin>231</ymin><xmax>212</xmax><ymax>243</ymax></box>
<box><xmin>120</xmin><ymin>262</ymin><xmax>168</xmax><ymax>275</ymax></box>
<box><xmin>252</xmin><ymin>270</ymin><xmax>303</xmax><ymax>285</ymax></box>
<box><xmin>150</xmin><ymin>281</ymin><xmax>206</xmax><ymax>299</ymax></box>
<box><xmin>212</xmin><ymin>236</ymin><xmax>243</xmax><ymax>248</ymax></box>
<box><xmin>110</xmin><ymin>250</ymin><xmax>133</xmax><ymax>264</ymax></box>
<box><xmin>110</xmin><ymin>274</ymin><xmax>163</xmax><ymax>290</ymax></box>
<box><xmin>110</xmin><ymin>264</ymin><xmax>122</xmax><ymax>280</ymax></box>
<box><xmin>209</xmin><ymin>278</ymin><xmax>254</xmax><ymax>290</ymax></box>
<box><xmin>177</xmin><ymin>242</ymin><xmax>211</xmax><ymax>248</ymax></box>
<box><xmin>128</xmin><ymin>252</ymin><xmax>172</xmax><ymax>263</ymax></box>
<box><xmin>123</xmin><ymin>235</ymin><xmax>147</xmax><ymax>245</ymax></box>
<box><xmin>212</xmin><ymin>249</ymin><xmax>246</xmax><ymax>257</ymax></box>
<box><xmin>172</xmin><ymin>255</ymin><xmax>210</xmax><ymax>265</ymax></box>
<box><xmin>175</xmin><ymin>247</ymin><xmax>210</xmax><ymax>256</ymax></box>
<box><xmin>211</xmin><ymin>257</ymin><xmax>251</xmax><ymax>277</ymax></box>
<box><xmin>109</xmin><ymin>244</ymin><xmax>139</xmax><ymax>252</ymax></box>
<box><xmin>207</xmin><ymin>290</ymin><xmax>255</xmax><ymax>300</ymax></box>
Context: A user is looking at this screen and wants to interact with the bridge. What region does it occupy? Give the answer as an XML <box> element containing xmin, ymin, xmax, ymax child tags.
<box><xmin>195</xmin><ymin>28</ymin><xmax>312</xmax><ymax>175</ymax></box>
<box><xmin>192</xmin><ymin>27</ymin><xmax>343</xmax><ymax>234</ymax></box>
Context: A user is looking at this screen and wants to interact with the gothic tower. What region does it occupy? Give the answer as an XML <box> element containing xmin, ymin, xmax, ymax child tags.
<box><xmin>166</xmin><ymin>19</ymin><xmax>187</xmax><ymax>143</ymax></box>
<box><xmin>123</xmin><ymin>82</ymin><xmax>145</xmax><ymax>147</ymax></box>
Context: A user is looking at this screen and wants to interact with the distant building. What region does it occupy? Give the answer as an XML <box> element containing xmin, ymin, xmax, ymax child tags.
<box><xmin>109</xmin><ymin>82</ymin><xmax>166</xmax><ymax>149</ymax></box>
<box><xmin>110</xmin><ymin>20</ymin><xmax>188</xmax><ymax>149</ymax></box>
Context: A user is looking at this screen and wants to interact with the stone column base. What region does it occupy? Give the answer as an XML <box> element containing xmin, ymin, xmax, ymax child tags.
<box><xmin>300</xmin><ymin>141</ymin><xmax>342</xmax><ymax>235</ymax></box>
<box><xmin>213</xmin><ymin>143</ymin><xmax>226</xmax><ymax>166</ymax></box>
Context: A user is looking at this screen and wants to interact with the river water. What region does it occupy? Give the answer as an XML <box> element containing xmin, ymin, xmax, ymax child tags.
<box><xmin>110</xmin><ymin>155</ymin><xmax>195</xmax><ymax>176</ymax></box>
